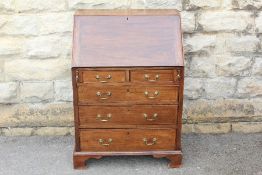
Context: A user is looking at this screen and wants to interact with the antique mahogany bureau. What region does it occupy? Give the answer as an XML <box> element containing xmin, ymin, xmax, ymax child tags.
<box><xmin>72</xmin><ymin>9</ymin><xmax>184</xmax><ymax>169</ymax></box>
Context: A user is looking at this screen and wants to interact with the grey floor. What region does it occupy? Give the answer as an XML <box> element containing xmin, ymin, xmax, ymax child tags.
<box><xmin>0</xmin><ymin>134</ymin><xmax>261</xmax><ymax>175</ymax></box>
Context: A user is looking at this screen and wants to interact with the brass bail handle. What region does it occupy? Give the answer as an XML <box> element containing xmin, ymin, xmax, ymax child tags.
<box><xmin>98</xmin><ymin>138</ymin><xmax>113</xmax><ymax>146</ymax></box>
<box><xmin>144</xmin><ymin>91</ymin><xmax>159</xmax><ymax>99</ymax></box>
<box><xmin>143</xmin><ymin>138</ymin><xmax>157</xmax><ymax>146</ymax></box>
<box><xmin>143</xmin><ymin>113</ymin><xmax>158</xmax><ymax>121</ymax></box>
<box><xmin>95</xmin><ymin>74</ymin><xmax>112</xmax><ymax>83</ymax></box>
<box><xmin>144</xmin><ymin>74</ymin><xmax>160</xmax><ymax>82</ymax></box>
<box><xmin>96</xmin><ymin>91</ymin><xmax>112</xmax><ymax>100</ymax></box>
<box><xmin>96</xmin><ymin>113</ymin><xmax>112</xmax><ymax>122</ymax></box>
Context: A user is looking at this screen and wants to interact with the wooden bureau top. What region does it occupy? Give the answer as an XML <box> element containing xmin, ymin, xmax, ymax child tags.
<box><xmin>72</xmin><ymin>9</ymin><xmax>184</xmax><ymax>67</ymax></box>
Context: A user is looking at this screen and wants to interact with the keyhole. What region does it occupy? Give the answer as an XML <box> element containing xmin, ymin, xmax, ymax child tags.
<box><xmin>127</xmin><ymin>17</ymin><xmax>128</xmax><ymax>20</ymax></box>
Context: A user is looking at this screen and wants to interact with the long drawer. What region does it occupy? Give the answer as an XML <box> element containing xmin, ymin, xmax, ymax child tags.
<box><xmin>78</xmin><ymin>105</ymin><xmax>178</xmax><ymax>127</ymax></box>
<box><xmin>79</xmin><ymin>129</ymin><xmax>176</xmax><ymax>151</ymax></box>
<box><xmin>77</xmin><ymin>85</ymin><xmax>179</xmax><ymax>104</ymax></box>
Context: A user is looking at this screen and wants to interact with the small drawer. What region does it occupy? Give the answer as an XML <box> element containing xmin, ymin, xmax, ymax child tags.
<box><xmin>77</xmin><ymin>85</ymin><xmax>179</xmax><ymax>104</ymax></box>
<box><xmin>79</xmin><ymin>129</ymin><xmax>176</xmax><ymax>151</ymax></box>
<box><xmin>130</xmin><ymin>69</ymin><xmax>181</xmax><ymax>83</ymax></box>
<box><xmin>78</xmin><ymin>105</ymin><xmax>178</xmax><ymax>127</ymax></box>
<box><xmin>79</xmin><ymin>70</ymin><xmax>126</xmax><ymax>83</ymax></box>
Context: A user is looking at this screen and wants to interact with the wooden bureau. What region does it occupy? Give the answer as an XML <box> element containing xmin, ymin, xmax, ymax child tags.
<box><xmin>72</xmin><ymin>9</ymin><xmax>184</xmax><ymax>169</ymax></box>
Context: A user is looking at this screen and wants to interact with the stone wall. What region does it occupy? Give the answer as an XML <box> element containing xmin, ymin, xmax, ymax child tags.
<box><xmin>0</xmin><ymin>0</ymin><xmax>261</xmax><ymax>136</ymax></box>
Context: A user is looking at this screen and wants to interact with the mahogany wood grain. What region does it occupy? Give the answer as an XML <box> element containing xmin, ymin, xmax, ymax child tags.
<box><xmin>73</xmin><ymin>150</ymin><xmax>182</xmax><ymax>169</ymax></box>
<box><xmin>72</xmin><ymin>12</ymin><xmax>183</xmax><ymax>67</ymax></box>
<box><xmin>72</xmin><ymin>9</ymin><xmax>184</xmax><ymax>169</ymax></box>
<box><xmin>72</xmin><ymin>68</ymin><xmax>80</xmax><ymax>151</ymax></box>
<box><xmin>77</xmin><ymin>85</ymin><xmax>179</xmax><ymax>104</ymax></box>
<box><xmin>130</xmin><ymin>69</ymin><xmax>180</xmax><ymax>83</ymax></box>
<box><xmin>78</xmin><ymin>105</ymin><xmax>178</xmax><ymax>127</ymax></box>
<box><xmin>175</xmin><ymin>67</ymin><xmax>184</xmax><ymax>150</ymax></box>
<box><xmin>153</xmin><ymin>153</ymin><xmax>182</xmax><ymax>168</ymax></box>
<box><xmin>79</xmin><ymin>129</ymin><xmax>176</xmax><ymax>152</ymax></box>
<box><xmin>80</xmin><ymin>70</ymin><xmax>126</xmax><ymax>83</ymax></box>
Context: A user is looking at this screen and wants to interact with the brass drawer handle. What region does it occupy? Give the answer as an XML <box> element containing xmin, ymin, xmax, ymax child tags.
<box><xmin>95</xmin><ymin>74</ymin><xmax>112</xmax><ymax>83</ymax></box>
<box><xmin>143</xmin><ymin>138</ymin><xmax>157</xmax><ymax>146</ymax></box>
<box><xmin>144</xmin><ymin>74</ymin><xmax>159</xmax><ymax>82</ymax></box>
<box><xmin>143</xmin><ymin>113</ymin><xmax>158</xmax><ymax>121</ymax></box>
<box><xmin>144</xmin><ymin>91</ymin><xmax>159</xmax><ymax>99</ymax></box>
<box><xmin>98</xmin><ymin>138</ymin><xmax>112</xmax><ymax>146</ymax></box>
<box><xmin>96</xmin><ymin>113</ymin><xmax>112</xmax><ymax>122</ymax></box>
<box><xmin>96</xmin><ymin>91</ymin><xmax>112</xmax><ymax>100</ymax></box>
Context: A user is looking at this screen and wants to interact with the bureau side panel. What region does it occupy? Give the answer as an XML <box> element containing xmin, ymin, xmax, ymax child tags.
<box><xmin>175</xmin><ymin>67</ymin><xmax>184</xmax><ymax>150</ymax></box>
<box><xmin>72</xmin><ymin>68</ymin><xmax>80</xmax><ymax>151</ymax></box>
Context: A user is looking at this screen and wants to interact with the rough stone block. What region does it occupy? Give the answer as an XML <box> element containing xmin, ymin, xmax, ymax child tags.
<box><xmin>183</xmin><ymin>34</ymin><xmax>216</xmax><ymax>53</ymax></box>
<box><xmin>255</xmin><ymin>12</ymin><xmax>262</xmax><ymax>33</ymax></box>
<box><xmin>15</xmin><ymin>0</ymin><xmax>66</xmax><ymax>12</ymax></box>
<box><xmin>182</xmin><ymin>124</ymin><xmax>194</xmax><ymax>133</ymax></box>
<box><xmin>0</xmin><ymin>37</ymin><xmax>22</xmax><ymax>56</ymax></box>
<box><xmin>24</xmin><ymin>35</ymin><xmax>72</xmax><ymax>59</ymax></box>
<box><xmin>33</xmin><ymin>127</ymin><xmax>73</xmax><ymax>136</ymax></box>
<box><xmin>68</xmin><ymin>0</ymin><xmax>129</xmax><ymax>9</ymax></box>
<box><xmin>203</xmin><ymin>77</ymin><xmax>237</xmax><ymax>99</ymax></box>
<box><xmin>199</xmin><ymin>11</ymin><xmax>252</xmax><ymax>32</ymax></box>
<box><xmin>253</xmin><ymin>99</ymin><xmax>262</xmax><ymax>116</ymax></box>
<box><xmin>142</xmin><ymin>0</ymin><xmax>182</xmax><ymax>10</ymax></box>
<box><xmin>5</xmin><ymin>58</ymin><xmax>71</xmax><ymax>81</ymax></box>
<box><xmin>0</xmin><ymin>15</ymin><xmax>8</xmax><ymax>28</ymax></box>
<box><xmin>181</xmin><ymin>11</ymin><xmax>195</xmax><ymax>33</ymax></box>
<box><xmin>0</xmin><ymin>82</ymin><xmax>18</xmax><ymax>103</ymax></box>
<box><xmin>194</xmin><ymin>123</ymin><xmax>231</xmax><ymax>134</ymax></box>
<box><xmin>38</xmin><ymin>12</ymin><xmax>74</xmax><ymax>34</ymax></box>
<box><xmin>184</xmin><ymin>78</ymin><xmax>205</xmax><ymax>99</ymax></box>
<box><xmin>232</xmin><ymin>0</ymin><xmax>262</xmax><ymax>9</ymax></box>
<box><xmin>0</xmin><ymin>0</ymin><xmax>14</xmax><ymax>12</ymax></box>
<box><xmin>188</xmin><ymin>55</ymin><xmax>216</xmax><ymax>77</ymax></box>
<box><xmin>215</xmin><ymin>56</ymin><xmax>253</xmax><ymax>76</ymax></box>
<box><xmin>0</xmin><ymin>60</ymin><xmax>4</xmax><ymax>81</ymax></box>
<box><xmin>0</xmin><ymin>15</ymin><xmax>39</xmax><ymax>36</ymax></box>
<box><xmin>237</xmin><ymin>78</ymin><xmax>262</xmax><ymax>98</ymax></box>
<box><xmin>20</xmin><ymin>81</ymin><xmax>54</xmax><ymax>102</ymax></box>
<box><xmin>1</xmin><ymin>127</ymin><xmax>33</xmax><ymax>136</ymax></box>
<box><xmin>232</xmin><ymin>122</ymin><xmax>262</xmax><ymax>133</ymax></box>
<box><xmin>0</xmin><ymin>82</ymin><xmax>17</xmax><ymax>101</ymax></box>
<box><xmin>0</xmin><ymin>103</ymin><xmax>73</xmax><ymax>127</ymax></box>
<box><xmin>226</xmin><ymin>35</ymin><xmax>260</xmax><ymax>52</ymax></box>
<box><xmin>54</xmin><ymin>80</ymin><xmax>73</xmax><ymax>102</ymax></box>
<box><xmin>252</xmin><ymin>58</ymin><xmax>262</xmax><ymax>76</ymax></box>
<box><xmin>185</xmin><ymin>99</ymin><xmax>257</xmax><ymax>122</ymax></box>
<box><xmin>183</xmin><ymin>0</ymin><xmax>221</xmax><ymax>10</ymax></box>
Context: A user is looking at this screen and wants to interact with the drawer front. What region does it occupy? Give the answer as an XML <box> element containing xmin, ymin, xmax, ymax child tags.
<box><xmin>77</xmin><ymin>85</ymin><xmax>179</xmax><ymax>104</ymax></box>
<box><xmin>78</xmin><ymin>85</ymin><xmax>128</xmax><ymax>103</ymax></box>
<box><xmin>80</xmin><ymin>129</ymin><xmax>176</xmax><ymax>151</ymax></box>
<box><xmin>78</xmin><ymin>105</ymin><xmax>178</xmax><ymax>127</ymax></box>
<box><xmin>130</xmin><ymin>69</ymin><xmax>181</xmax><ymax>83</ymax></box>
<box><xmin>129</xmin><ymin>86</ymin><xmax>178</xmax><ymax>104</ymax></box>
<box><xmin>80</xmin><ymin>70</ymin><xmax>126</xmax><ymax>83</ymax></box>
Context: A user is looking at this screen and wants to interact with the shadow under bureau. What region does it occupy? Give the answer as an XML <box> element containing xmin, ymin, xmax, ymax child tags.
<box><xmin>72</xmin><ymin>9</ymin><xmax>184</xmax><ymax>169</ymax></box>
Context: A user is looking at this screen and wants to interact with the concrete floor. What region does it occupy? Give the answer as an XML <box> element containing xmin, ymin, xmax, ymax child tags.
<box><xmin>0</xmin><ymin>134</ymin><xmax>261</xmax><ymax>175</ymax></box>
